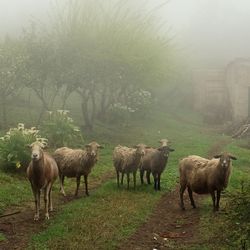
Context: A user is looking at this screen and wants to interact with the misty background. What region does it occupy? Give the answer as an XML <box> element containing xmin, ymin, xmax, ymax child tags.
<box><xmin>1</xmin><ymin>0</ymin><xmax>250</xmax><ymax>68</ymax></box>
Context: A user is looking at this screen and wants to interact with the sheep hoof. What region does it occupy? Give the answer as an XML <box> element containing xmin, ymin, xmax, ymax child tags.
<box><xmin>45</xmin><ymin>213</ymin><xmax>50</xmax><ymax>220</ymax></box>
<box><xmin>34</xmin><ymin>214</ymin><xmax>39</xmax><ymax>221</ymax></box>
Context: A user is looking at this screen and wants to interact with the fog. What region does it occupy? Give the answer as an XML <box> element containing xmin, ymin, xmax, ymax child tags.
<box><xmin>1</xmin><ymin>0</ymin><xmax>250</xmax><ymax>68</ymax></box>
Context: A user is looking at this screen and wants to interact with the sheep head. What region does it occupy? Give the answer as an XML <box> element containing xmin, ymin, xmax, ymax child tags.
<box><xmin>157</xmin><ymin>146</ymin><xmax>175</xmax><ymax>158</ymax></box>
<box><xmin>133</xmin><ymin>144</ymin><xmax>149</xmax><ymax>157</ymax></box>
<box><xmin>85</xmin><ymin>141</ymin><xmax>104</xmax><ymax>157</ymax></box>
<box><xmin>213</xmin><ymin>152</ymin><xmax>237</xmax><ymax>169</ymax></box>
<box><xmin>29</xmin><ymin>142</ymin><xmax>45</xmax><ymax>161</ymax></box>
<box><xmin>159</xmin><ymin>139</ymin><xmax>170</xmax><ymax>147</ymax></box>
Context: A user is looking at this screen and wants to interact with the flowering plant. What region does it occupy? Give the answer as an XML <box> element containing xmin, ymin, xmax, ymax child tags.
<box><xmin>0</xmin><ymin>123</ymin><xmax>47</xmax><ymax>171</ymax></box>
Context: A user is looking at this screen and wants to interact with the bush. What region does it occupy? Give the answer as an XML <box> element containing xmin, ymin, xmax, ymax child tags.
<box><xmin>0</xmin><ymin>123</ymin><xmax>47</xmax><ymax>172</ymax></box>
<box><xmin>108</xmin><ymin>89</ymin><xmax>152</xmax><ymax>124</ymax></box>
<box><xmin>225</xmin><ymin>178</ymin><xmax>250</xmax><ymax>249</ymax></box>
<box><xmin>40</xmin><ymin>110</ymin><xmax>84</xmax><ymax>148</ymax></box>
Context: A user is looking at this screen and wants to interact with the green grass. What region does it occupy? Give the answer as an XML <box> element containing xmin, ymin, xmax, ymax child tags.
<box><xmin>1</xmin><ymin>107</ymin><xmax>249</xmax><ymax>249</ymax></box>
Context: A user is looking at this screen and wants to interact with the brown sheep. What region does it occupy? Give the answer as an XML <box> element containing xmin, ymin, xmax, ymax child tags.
<box><xmin>53</xmin><ymin>141</ymin><xmax>103</xmax><ymax>196</ymax></box>
<box><xmin>27</xmin><ymin>142</ymin><xmax>58</xmax><ymax>220</ymax></box>
<box><xmin>179</xmin><ymin>152</ymin><xmax>237</xmax><ymax>211</ymax></box>
<box><xmin>113</xmin><ymin>144</ymin><xmax>148</xmax><ymax>189</ymax></box>
<box><xmin>140</xmin><ymin>145</ymin><xmax>174</xmax><ymax>190</ymax></box>
<box><xmin>140</xmin><ymin>139</ymin><xmax>171</xmax><ymax>185</ymax></box>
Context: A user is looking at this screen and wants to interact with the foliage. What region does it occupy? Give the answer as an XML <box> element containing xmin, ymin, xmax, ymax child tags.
<box><xmin>0</xmin><ymin>123</ymin><xmax>46</xmax><ymax>172</ymax></box>
<box><xmin>40</xmin><ymin>110</ymin><xmax>83</xmax><ymax>148</ymax></box>
<box><xmin>225</xmin><ymin>178</ymin><xmax>250</xmax><ymax>248</ymax></box>
<box><xmin>108</xmin><ymin>89</ymin><xmax>153</xmax><ymax>124</ymax></box>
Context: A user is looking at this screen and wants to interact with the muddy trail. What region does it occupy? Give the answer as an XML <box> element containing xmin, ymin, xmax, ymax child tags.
<box><xmin>0</xmin><ymin>171</ymin><xmax>115</xmax><ymax>250</ymax></box>
<box><xmin>118</xmin><ymin>138</ymin><xmax>231</xmax><ymax>250</ymax></box>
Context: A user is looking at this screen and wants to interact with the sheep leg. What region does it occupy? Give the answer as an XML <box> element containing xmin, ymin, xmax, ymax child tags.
<box><xmin>133</xmin><ymin>171</ymin><xmax>136</xmax><ymax>189</ymax></box>
<box><xmin>211</xmin><ymin>191</ymin><xmax>216</xmax><ymax>211</ymax></box>
<box><xmin>127</xmin><ymin>173</ymin><xmax>130</xmax><ymax>189</ymax></box>
<box><xmin>146</xmin><ymin>171</ymin><xmax>151</xmax><ymax>184</ymax></box>
<box><xmin>157</xmin><ymin>173</ymin><xmax>161</xmax><ymax>190</ymax></box>
<box><xmin>140</xmin><ymin>169</ymin><xmax>144</xmax><ymax>184</ymax></box>
<box><xmin>121</xmin><ymin>172</ymin><xmax>124</xmax><ymax>185</ymax></box>
<box><xmin>44</xmin><ymin>183</ymin><xmax>52</xmax><ymax>220</ymax></box>
<box><xmin>32</xmin><ymin>187</ymin><xmax>40</xmax><ymax>221</ymax></box>
<box><xmin>179</xmin><ymin>185</ymin><xmax>186</xmax><ymax>210</ymax></box>
<box><xmin>59</xmin><ymin>174</ymin><xmax>66</xmax><ymax>196</ymax></box>
<box><xmin>187</xmin><ymin>186</ymin><xmax>196</xmax><ymax>208</ymax></box>
<box><xmin>75</xmin><ymin>176</ymin><xmax>81</xmax><ymax>196</ymax></box>
<box><xmin>48</xmin><ymin>186</ymin><xmax>53</xmax><ymax>212</ymax></box>
<box><xmin>84</xmin><ymin>175</ymin><xmax>89</xmax><ymax>196</ymax></box>
<box><xmin>116</xmin><ymin>170</ymin><xmax>120</xmax><ymax>187</ymax></box>
<box><xmin>153</xmin><ymin>172</ymin><xmax>157</xmax><ymax>190</ymax></box>
<box><xmin>216</xmin><ymin>190</ymin><xmax>221</xmax><ymax>211</ymax></box>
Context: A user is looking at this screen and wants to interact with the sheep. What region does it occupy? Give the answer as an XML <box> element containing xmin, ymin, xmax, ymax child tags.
<box><xmin>113</xmin><ymin>144</ymin><xmax>148</xmax><ymax>189</ymax></box>
<box><xmin>140</xmin><ymin>145</ymin><xmax>174</xmax><ymax>190</ymax></box>
<box><xmin>179</xmin><ymin>152</ymin><xmax>237</xmax><ymax>211</ymax></box>
<box><xmin>53</xmin><ymin>141</ymin><xmax>103</xmax><ymax>197</ymax></box>
<box><xmin>140</xmin><ymin>139</ymin><xmax>171</xmax><ymax>185</ymax></box>
<box><xmin>26</xmin><ymin>142</ymin><xmax>59</xmax><ymax>220</ymax></box>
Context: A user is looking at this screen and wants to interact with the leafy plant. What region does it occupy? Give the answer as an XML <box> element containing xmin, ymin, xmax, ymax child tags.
<box><xmin>40</xmin><ymin>110</ymin><xmax>84</xmax><ymax>148</ymax></box>
<box><xmin>0</xmin><ymin>123</ymin><xmax>47</xmax><ymax>172</ymax></box>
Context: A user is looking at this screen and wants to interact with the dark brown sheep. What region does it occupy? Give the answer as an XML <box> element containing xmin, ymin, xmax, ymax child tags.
<box><xmin>27</xmin><ymin>142</ymin><xmax>58</xmax><ymax>220</ymax></box>
<box><xmin>140</xmin><ymin>145</ymin><xmax>174</xmax><ymax>190</ymax></box>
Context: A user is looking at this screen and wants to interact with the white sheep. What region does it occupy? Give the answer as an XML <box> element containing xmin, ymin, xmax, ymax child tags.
<box><xmin>53</xmin><ymin>141</ymin><xmax>103</xmax><ymax>196</ymax></box>
<box><xmin>179</xmin><ymin>152</ymin><xmax>237</xmax><ymax>211</ymax></box>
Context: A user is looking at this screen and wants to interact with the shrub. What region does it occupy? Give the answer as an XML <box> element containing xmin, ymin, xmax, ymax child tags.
<box><xmin>40</xmin><ymin>110</ymin><xmax>84</xmax><ymax>148</ymax></box>
<box><xmin>225</xmin><ymin>178</ymin><xmax>250</xmax><ymax>249</ymax></box>
<box><xmin>0</xmin><ymin>123</ymin><xmax>47</xmax><ymax>172</ymax></box>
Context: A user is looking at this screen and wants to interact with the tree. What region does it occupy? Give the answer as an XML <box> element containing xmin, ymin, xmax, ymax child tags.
<box><xmin>0</xmin><ymin>37</ymin><xmax>25</xmax><ymax>128</ymax></box>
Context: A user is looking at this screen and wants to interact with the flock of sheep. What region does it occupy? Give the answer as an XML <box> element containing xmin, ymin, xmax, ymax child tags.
<box><xmin>26</xmin><ymin>139</ymin><xmax>237</xmax><ymax>221</ymax></box>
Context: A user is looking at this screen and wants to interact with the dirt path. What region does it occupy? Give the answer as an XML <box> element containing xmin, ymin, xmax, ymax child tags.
<box><xmin>118</xmin><ymin>138</ymin><xmax>231</xmax><ymax>250</ymax></box>
<box><xmin>0</xmin><ymin>171</ymin><xmax>115</xmax><ymax>250</ymax></box>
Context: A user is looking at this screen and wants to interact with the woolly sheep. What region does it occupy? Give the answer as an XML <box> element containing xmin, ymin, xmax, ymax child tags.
<box><xmin>113</xmin><ymin>144</ymin><xmax>148</xmax><ymax>189</ymax></box>
<box><xmin>53</xmin><ymin>141</ymin><xmax>103</xmax><ymax>196</ymax></box>
<box><xmin>140</xmin><ymin>139</ymin><xmax>171</xmax><ymax>185</ymax></box>
<box><xmin>140</xmin><ymin>145</ymin><xmax>174</xmax><ymax>190</ymax></box>
<box><xmin>27</xmin><ymin>142</ymin><xmax>58</xmax><ymax>220</ymax></box>
<box><xmin>179</xmin><ymin>152</ymin><xmax>237</xmax><ymax>211</ymax></box>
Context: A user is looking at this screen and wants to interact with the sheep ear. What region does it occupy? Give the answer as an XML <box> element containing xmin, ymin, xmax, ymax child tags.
<box><xmin>98</xmin><ymin>145</ymin><xmax>104</xmax><ymax>149</ymax></box>
<box><xmin>169</xmin><ymin>148</ymin><xmax>175</xmax><ymax>152</ymax></box>
<box><xmin>145</xmin><ymin>146</ymin><xmax>151</xmax><ymax>149</ymax></box>
<box><xmin>85</xmin><ymin>144</ymin><xmax>91</xmax><ymax>148</ymax></box>
<box><xmin>26</xmin><ymin>144</ymin><xmax>32</xmax><ymax>148</ymax></box>
<box><xmin>133</xmin><ymin>145</ymin><xmax>139</xmax><ymax>149</ymax></box>
<box><xmin>42</xmin><ymin>144</ymin><xmax>48</xmax><ymax>149</ymax></box>
<box><xmin>213</xmin><ymin>154</ymin><xmax>222</xmax><ymax>159</ymax></box>
<box><xmin>229</xmin><ymin>155</ymin><xmax>237</xmax><ymax>160</ymax></box>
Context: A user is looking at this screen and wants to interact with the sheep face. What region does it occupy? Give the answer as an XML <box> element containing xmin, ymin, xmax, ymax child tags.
<box><xmin>30</xmin><ymin>142</ymin><xmax>44</xmax><ymax>161</ymax></box>
<box><xmin>157</xmin><ymin>146</ymin><xmax>175</xmax><ymax>158</ymax></box>
<box><xmin>134</xmin><ymin>144</ymin><xmax>148</xmax><ymax>157</ymax></box>
<box><xmin>85</xmin><ymin>141</ymin><xmax>104</xmax><ymax>157</ymax></box>
<box><xmin>159</xmin><ymin>139</ymin><xmax>170</xmax><ymax>147</ymax></box>
<box><xmin>214</xmin><ymin>152</ymin><xmax>237</xmax><ymax>169</ymax></box>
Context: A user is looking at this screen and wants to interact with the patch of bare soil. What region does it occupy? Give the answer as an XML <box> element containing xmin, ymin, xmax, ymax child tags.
<box><xmin>118</xmin><ymin>139</ymin><xmax>230</xmax><ymax>250</ymax></box>
<box><xmin>0</xmin><ymin>171</ymin><xmax>115</xmax><ymax>250</ymax></box>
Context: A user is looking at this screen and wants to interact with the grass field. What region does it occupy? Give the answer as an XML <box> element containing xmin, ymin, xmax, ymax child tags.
<box><xmin>0</xmin><ymin>108</ymin><xmax>249</xmax><ymax>249</ymax></box>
